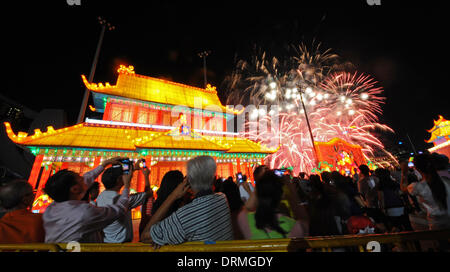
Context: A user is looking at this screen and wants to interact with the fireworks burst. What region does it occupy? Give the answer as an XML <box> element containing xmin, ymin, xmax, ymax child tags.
<box><xmin>224</xmin><ymin>43</ymin><xmax>394</xmax><ymax>174</ymax></box>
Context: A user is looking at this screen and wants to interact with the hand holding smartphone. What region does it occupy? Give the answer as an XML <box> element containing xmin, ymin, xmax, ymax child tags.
<box><xmin>120</xmin><ymin>158</ymin><xmax>132</xmax><ymax>174</ymax></box>
<box><xmin>236</xmin><ymin>172</ymin><xmax>244</xmax><ymax>183</ymax></box>
<box><xmin>274</xmin><ymin>169</ymin><xmax>286</xmax><ymax>177</ymax></box>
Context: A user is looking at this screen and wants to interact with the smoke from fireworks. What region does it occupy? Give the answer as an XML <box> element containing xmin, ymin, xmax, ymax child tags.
<box><xmin>224</xmin><ymin>43</ymin><xmax>394</xmax><ymax>174</ymax></box>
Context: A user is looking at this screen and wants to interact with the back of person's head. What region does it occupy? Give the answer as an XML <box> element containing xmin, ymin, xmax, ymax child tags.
<box><xmin>358</xmin><ymin>165</ymin><xmax>370</xmax><ymax>176</ymax></box>
<box><xmin>309</xmin><ymin>174</ymin><xmax>322</xmax><ymax>184</ymax></box>
<box><xmin>255</xmin><ymin>170</ymin><xmax>286</xmax><ymax>237</ymax></box>
<box><xmin>0</xmin><ymin>180</ymin><xmax>34</xmax><ymax>210</ymax></box>
<box><xmin>152</xmin><ymin>170</ymin><xmax>184</xmax><ymax>215</ymax></box>
<box><xmin>414</xmin><ymin>153</ymin><xmax>448</xmax><ymax>210</ymax></box>
<box><xmin>220</xmin><ymin>178</ymin><xmax>243</xmax><ymax>212</ymax></box>
<box><xmin>213</xmin><ymin>178</ymin><xmax>223</xmax><ymax>193</ymax></box>
<box><xmin>187</xmin><ymin>156</ymin><xmax>216</xmax><ymax>192</ymax></box>
<box><xmin>335</xmin><ymin>175</ymin><xmax>351</xmax><ymax>191</ymax></box>
<box><xmin>253</xmin><ymin>165</ymin><xmax>269</xmax><ymax>182</ymax></box>
<box><xmin>321</xmin><ymin>171</ymin><xmax>331</xmax><ymax>183</ymax></box>
<box><xmin>307</xmin><ymin>176</ymin><xmax>342</xmax><ymax>236</ymax></box>
<box><xmin>374</xmin><ymin>168</ymin><xmax>394</xmax><ymax>189</ymax></box>
<box><xmin>343</xmin><ymin>176</ymin><xmax>353</xmax><ymax>185</ymax></box>
<box><xmin>292</xmin><ymin>177</ymin><xmax>309</xmax><ymax>201</ymax></box>
<box><xmin>407</xmin><ymin>171</ymin><xmax>419</xmax><ymax>184</ymax></box>
<box><xmin>330</xmin><ymin>171</ymin><xmax>342</xmax><ymax>183</ymax></box>
<box><xmin>101</xmin><ymin>166</ymin><xmax>123</xmax><ymax>190</ymax></box>
<box><xmin>298</xmin><ymin>172</ymin><xmax>306</xmax><ymax>179</ymax></box>
<box><xmin>44</xmin><ymin>169</ymin><xmax>79</xmax><ymax>202</ymax></box>
<box><xmin>430</xmin><ymin>153</ymin><xmax>450</xmax><ymax>171</ymax></box>
<box><xmin>374</xmin><ymin>168</ymin><xmax>389</xmax><ymax>179</ymax></box>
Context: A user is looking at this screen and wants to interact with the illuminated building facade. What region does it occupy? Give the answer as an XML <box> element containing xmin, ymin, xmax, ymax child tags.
<box><xmin>426</xmin><ymin>115</ymin><xmax>450</xmax><ymax>158</ymax></box>
<box><xmin>311</xmin><ymin>137</ymin><xmax>371</xmax><ymax>175</ymax></box>
<box><xmin>4</xmin><ymin>65</ymin><xmax>276</xmax><ymax>215</ymax></box>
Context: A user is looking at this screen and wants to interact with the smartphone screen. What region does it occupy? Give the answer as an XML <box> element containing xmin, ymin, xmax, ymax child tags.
<box><xmin>237</xmin><ymin>173</ymin><xmax>243</xmax><ymax>183</ymax></box>
<box><xmin>408</xmin><ymin>161</ymin><xmax>414</xmax><ymax>168</ymax></box>
<box><xmin>121</xmin><ymin>159</ymin><xmax>130</xmax><ymax>174</ymax></box>
<box><xmin>274</xmin><ymin>169</ymin><xmax>285</xmax><ymax>177</ymax></box>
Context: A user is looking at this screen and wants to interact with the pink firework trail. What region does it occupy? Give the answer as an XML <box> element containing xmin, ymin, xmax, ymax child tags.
<box><xmin>226</xmin><ymin>45</ymin><xmax>394</xmax><ymax>174</ymax></box>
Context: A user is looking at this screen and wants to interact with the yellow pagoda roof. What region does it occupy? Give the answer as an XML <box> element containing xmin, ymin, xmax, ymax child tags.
<box><xmin>203</xmin><ymin>135</ymin><xmax>279</xmax><ymax>154</ymax></box>
<box><xmin>426</xmin><ymin>115</ymin><xmax>450</xmax><ymax>143</ymax></box>
<box><xmin>133</xmin><ymin>130</ymin><xmax>228</xmax><ymax>151</ymax></box>
<box><xmin>82</xmin><ymin>65</ymin><xmax>242</xmax><ymax>114</ymax></box>
<box><xmin>4</xmin><ymin>122</ymin><xmax>275</xmax><ymax>154</ymax></box>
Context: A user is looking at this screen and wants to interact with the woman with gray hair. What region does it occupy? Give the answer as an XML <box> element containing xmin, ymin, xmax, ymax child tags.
<box><xmin>141</xmin><ymin>156</ymin><xmax>233</xmax><ymax>246</ymax></box>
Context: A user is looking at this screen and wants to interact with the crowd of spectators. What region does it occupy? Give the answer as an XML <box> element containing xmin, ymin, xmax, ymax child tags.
<box><xmin>1</xmin><ymin>152</ymin><xmax>449</xmax><ymax>251</ymax></box>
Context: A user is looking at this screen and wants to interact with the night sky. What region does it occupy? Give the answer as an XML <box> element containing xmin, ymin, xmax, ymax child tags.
<box><xmin>3</xmin><ymin>0</ymin><xmax>449</xmax><ymax>152</ymax></box>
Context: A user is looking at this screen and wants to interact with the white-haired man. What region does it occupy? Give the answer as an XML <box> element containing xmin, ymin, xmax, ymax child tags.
<box><xmin>141</xmin><ymin>156</ymin><xmax>233</xmax><ymax>246</ymax></box>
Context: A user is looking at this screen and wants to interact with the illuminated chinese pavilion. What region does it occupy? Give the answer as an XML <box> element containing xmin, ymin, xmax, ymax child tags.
<box><xmin>311</xmin><ymin>137</ymin><xmax>369</xmax><ymax>175</ymax></box>
<box><xmin>426</xmin><ymin>115</ymin><xmax>450</xmax><ymax>158</ymax></box>
<box><xmin>4</xmin><ymin>65</ymin><xmax>276</xmax><ymax>214</ymax></box>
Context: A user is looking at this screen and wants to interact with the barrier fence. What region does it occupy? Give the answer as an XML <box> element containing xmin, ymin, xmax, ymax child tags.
<box><xmin>1</xmin><ymin>229</ymin><xmax>449</xmax><ymax>252</ymax></box>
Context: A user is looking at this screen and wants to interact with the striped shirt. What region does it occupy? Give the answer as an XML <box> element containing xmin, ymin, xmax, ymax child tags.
<box><xmin>150</xmin><ymin>192</ymin><xmax>233</xmax><ymax>245</ymax></box>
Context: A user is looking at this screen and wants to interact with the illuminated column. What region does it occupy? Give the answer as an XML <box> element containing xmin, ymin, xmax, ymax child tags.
<box><xmin>137</xmin><ymin>170</ymin><xmax>144</xmax><ymax>192</ymax></box>
<box><xmin>145</xmin><ymin>155</ymin><xmax>152</xmax><ymax>186</ymax></box>
<box><xmin>248</xmin><ymin>165</ymin><xmax>254</xmax><ymax>182</ymax></box>
<box><xmin>157</xmin><ymin>110</ymin><xmax>163</xmax><ymax>125</ymax></box>
<box><xmin>37</xmin><ymin>164</ymin><xmax>52</xmax><ymax>193</ymax></box>
<box><xmin>103</xmin><ymin>102</ymin><xmax>111</xmax><ymax>120</ymax></box>
<box><xmin>28</xmin><ymin>155</ymin><xmax>44</xmax><ymax>189</ymax></box>
<box><xmin>228</xmin><ymin>162</ymin><xmax>233</xmax><ymax>177</ymax></box>
<box><xmin>222</xmin><ymin>116</ymin><xmax>227</xmax><ymax>131</ymax></box>
<box><xmin>93</xmin><ymin>156</ymin><xmax>104</xmax><ymax>191</ymax></box>
<box><xmin>132</xmin><ymin>104</ymin><xmax>139</xmax><ymax>123</ymax></box>
<box><xmin>243</xmin><ymin>161</ymin><xmax>248</xmax><ymax>176</ymax></box>
<box><xmin>261</xmin><ymin>158</ymin><xmax>265</xmax><ymax>166</ymax></box>
<box><xmin>61</xmin><ymin>162</ymin><xmax>69</xmax><ymax>170</ymax></box>
<box><xmin>236</xmin><ymin>157</ymin><xmax>241</xmax><ymax>173</ymax></box>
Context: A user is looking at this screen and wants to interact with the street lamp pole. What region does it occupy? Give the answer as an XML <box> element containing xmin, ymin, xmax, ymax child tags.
<box><xmin>299</xmin><ymin>88</ymin><xmax>319</xmax><ymax>168</ymax></box>
<box><xmin>76</xmin><ymin>17</ymin><xmax>115</xmax><ymax>124</ymax></box>
<box><xmin>406</xmin><ymin>133</ymin><xmax>418</xmax><ymax>155</ymax></box>
<box><xmin>198</xmin><ymin>50</ymin><xmax>211</xmax><ymax>88</ymax></box>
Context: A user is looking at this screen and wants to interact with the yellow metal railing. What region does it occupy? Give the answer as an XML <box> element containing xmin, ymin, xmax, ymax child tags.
<box><xmin>1</xmin><ymin>229</ymin><xmax>448</xmax><ymax>252</ymax></box>
<box><xmin>0</xmin><ymin>243</ymin><xmax>60</xmax><ymax>252</ymax></box>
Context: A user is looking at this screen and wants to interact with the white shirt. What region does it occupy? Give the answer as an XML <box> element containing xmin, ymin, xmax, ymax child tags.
<box><xmin>96</xmin><ymin>190</ymin><xmax>147</xmax><ymax>243</ymax></box>
<box><xmin>408</xmin><ymin>179</ymin><xmax>450</xmax><ymax>218</ymax></box>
